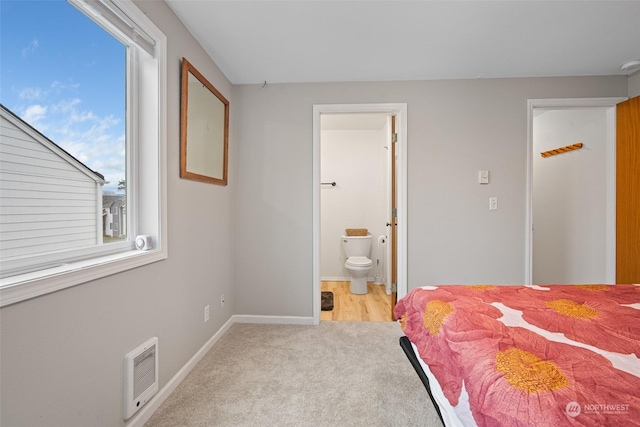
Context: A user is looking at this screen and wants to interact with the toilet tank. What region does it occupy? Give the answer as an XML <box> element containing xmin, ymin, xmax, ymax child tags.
<box><xmin>341</xmin><ymin>234</ymin><xmax>372</xmax><ymax>258</ymax></box>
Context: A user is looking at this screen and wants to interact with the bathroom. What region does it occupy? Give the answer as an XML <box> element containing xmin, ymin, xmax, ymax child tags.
<box><xmin>320</xmin><ymin>112</ymin><xmax>393</xmax><ymax>321</ymax></box>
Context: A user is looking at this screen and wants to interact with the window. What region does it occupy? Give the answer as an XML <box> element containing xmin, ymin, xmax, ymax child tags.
<box><xmin>0</xmin><ymin>0</ymin><xmax>167</xmax><ymax>306</ymax></box>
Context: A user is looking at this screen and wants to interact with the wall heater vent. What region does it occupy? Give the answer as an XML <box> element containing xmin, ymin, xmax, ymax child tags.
<box><xmin>124</xmin><ymin>337</ymin><xmax>158</xmax><ymax>420</ymax></box>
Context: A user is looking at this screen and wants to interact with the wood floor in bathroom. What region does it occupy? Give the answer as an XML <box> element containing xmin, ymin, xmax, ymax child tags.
<box><xmin>321</xmin><ymin>281</ymin><xmax>393</xmax><ymax>322</ymax></box>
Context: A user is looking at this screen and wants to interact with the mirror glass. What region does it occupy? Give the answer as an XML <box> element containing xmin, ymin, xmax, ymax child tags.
<box><xmin>180</xmin><ymin>58</ymin><xmax>229</xmax><ymax>185</ymax></box>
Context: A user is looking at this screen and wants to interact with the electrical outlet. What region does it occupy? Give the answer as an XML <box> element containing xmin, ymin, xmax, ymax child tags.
<box><xmin>204</xmin><ymin>305</ymin><xmax>210</xmax><ymax>322</ymax></box>
<box><xmin>220</xmin><ymin>294</ymin><xmax>225</xmax><ymax>308</ymax></box>
<box><xmin>489</xmin><ymin>197</ymin><xmax>498</xmax><ymax>210</ymax></box>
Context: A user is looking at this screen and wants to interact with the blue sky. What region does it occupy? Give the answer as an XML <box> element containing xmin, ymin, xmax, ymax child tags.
<box><xmin>1</xmin><ymin>0</ymin><xmax>126</xmax><ymax>193</ymax></box>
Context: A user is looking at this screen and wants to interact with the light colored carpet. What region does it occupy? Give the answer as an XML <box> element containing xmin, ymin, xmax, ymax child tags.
<box><xmin>145</xmin><ymin>321</ymin><xmax>443</xmax><ymax>427</ymax></box>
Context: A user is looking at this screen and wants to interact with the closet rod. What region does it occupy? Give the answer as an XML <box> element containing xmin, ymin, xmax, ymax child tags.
<box><xmin>541</xmin><ymin>142</ymin><xmax>583</xmax><ymax>158</ymax></box>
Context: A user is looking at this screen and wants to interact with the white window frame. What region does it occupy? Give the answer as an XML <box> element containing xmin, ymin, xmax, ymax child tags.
<box><xmin>0</xmin><ymin>0</ymin><xmax>167</xmax><ymax>307</ymax></box>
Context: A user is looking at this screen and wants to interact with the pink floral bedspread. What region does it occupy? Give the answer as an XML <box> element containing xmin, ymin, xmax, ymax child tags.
<box><xmin>394</xmin><ymin>284</ymin><xmax>640</xmax><ymax>426</ymax></box>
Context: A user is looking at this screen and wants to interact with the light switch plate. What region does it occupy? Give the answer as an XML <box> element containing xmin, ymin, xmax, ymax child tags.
<box><xmin>479</xmin><ymin>170</ymin><xmax>489</xmax><ymax>184</ymax></box>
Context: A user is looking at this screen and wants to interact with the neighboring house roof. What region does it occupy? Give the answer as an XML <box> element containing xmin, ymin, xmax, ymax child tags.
<box><xmin>103</xmin><ymin>194</ymin><xmax>126</xmax><ymax>210</ymax></box>
<box><xmin>0</xmin><ymin>103</ymin><xmax>105</xmax><ymax>184</ymax></box>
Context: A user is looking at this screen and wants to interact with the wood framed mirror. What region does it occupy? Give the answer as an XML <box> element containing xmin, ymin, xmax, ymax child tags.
<box><xmin>180</xmin><ymin>58</ymin><xmax>229</xmax><ymax>185</ymax></box>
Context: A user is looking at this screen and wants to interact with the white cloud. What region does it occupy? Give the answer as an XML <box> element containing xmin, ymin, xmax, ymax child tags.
<box><xmin>51</xmin><ymin>98</ymin><xmax>81</xmax><ymax>115</ymax></box>
<box><xmin>48</xmin><ymin>81</ymin><xmax>81</xmax><ymax>99</ymax></box>
<box><xmin>21</xmin><ymin>39</ymin><xmax>39</xmax><ymax>58</ymax></box>
<box><xmin>72</xmin><ymin>110</ymin><xmax>99</xmax><ymax>124</ymax></box>
<box><xmin>18</xmin><ymin>87</ymin><xmax>43</xmax><ymax>101</ymax></box>
<box><xmin>44</xmin><ymin>102</ymin><xmax>125</xmax><ymax>193</ymax></box>
<box><xmin>13</xmin><ymin>79</ymin><xmax>125</xmax><ymax>194</ymax></box>
<box><xmin>21</xmin><ymin>104</ymin><xmax>48</xmax><ymax>125</ymax></box>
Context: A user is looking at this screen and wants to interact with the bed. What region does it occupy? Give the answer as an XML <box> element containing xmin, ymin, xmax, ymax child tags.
<box><xmin>394</xmin><ymin>284</ymin><xmax>640</xmax><ymax>426</ymax></box>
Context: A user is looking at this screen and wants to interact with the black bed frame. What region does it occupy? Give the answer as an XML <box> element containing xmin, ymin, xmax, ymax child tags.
<box><xmin>399</xmin><ymin>336</ymin><xmax>446</xmax><ymax>425</ymax></box>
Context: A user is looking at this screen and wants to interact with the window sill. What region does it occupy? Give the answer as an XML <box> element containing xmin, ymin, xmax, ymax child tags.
<box><xmin>0</xmin><ymin>248</ymin><xmax>167</xmax><ymax>307</ymax></box>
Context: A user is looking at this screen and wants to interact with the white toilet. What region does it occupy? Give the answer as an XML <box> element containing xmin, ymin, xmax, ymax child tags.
<box><xmin>342</xmin><ymin>233</ymin><xmax>373</xmax><ymax>294</ymax></box>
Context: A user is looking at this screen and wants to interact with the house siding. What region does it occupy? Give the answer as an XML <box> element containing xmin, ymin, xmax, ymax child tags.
<box><xmin>0</xmin><ymin>112</ymin><xmax>101</xmax><ymax>260</ymax></box>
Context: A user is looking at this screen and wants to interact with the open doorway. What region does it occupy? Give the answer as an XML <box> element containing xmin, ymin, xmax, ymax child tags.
<box><xmin>312</xmin><ymin>103</ymin><xmax>407</xmax><ymax>324</ymax></box>
<box><xmin>526</xmin><ymin>98</ymin><xmax>625</xmax><ymax>285</ymax></box>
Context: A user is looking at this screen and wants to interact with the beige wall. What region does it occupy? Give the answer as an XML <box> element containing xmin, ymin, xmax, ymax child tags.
<box><xmin>0</xmin><ymin>1</ymin><xmax>235</xmax><ymax>426</ymax></box>
<box><xmin>629</xmin><ymin>70</ymin><xmax>640</xmax><ymax>98</ymax></box>
<box><xmin>232</xmin><ymin>76</ymin><xmax>628</xmax><ymax>316</ymax></box>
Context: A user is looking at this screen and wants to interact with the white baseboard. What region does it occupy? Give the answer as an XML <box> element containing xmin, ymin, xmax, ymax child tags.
<box><xmin>321</xmin><ymin>276</ymin><xmax>378</xmax><ymax>282</ymax></box>
<box><xmin>127</xmin><ymin>313</ymin><xmax>314</xmax><ymax>426</ymax></box>
<box><xmin>321</xmin><ymin>276</ymin><xmax>350</xmax><ymax>282</ymax></box>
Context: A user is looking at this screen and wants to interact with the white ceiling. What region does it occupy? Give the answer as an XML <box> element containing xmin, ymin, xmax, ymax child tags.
<box><xmin>166</xmin><ymin>0</ymin><xmax>640</xmax><ymax>85</ymax></box>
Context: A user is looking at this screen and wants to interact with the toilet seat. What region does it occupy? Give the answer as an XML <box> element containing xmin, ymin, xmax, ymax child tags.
<box><xmin>345</xmin><ymin>256</ymin><xmax>372</xmax><ymax>268</ymax></box>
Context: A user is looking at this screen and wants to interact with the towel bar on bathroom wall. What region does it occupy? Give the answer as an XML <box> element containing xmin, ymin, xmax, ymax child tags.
<box><xmin>321</xmin><ymin>182</ymin><xmax>336</xmax><ymax>186</ymax></box>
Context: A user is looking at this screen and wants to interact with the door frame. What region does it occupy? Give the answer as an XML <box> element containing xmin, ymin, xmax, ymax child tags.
<box><xmin>525</xmin><ymin>97</ymin><xmax>626</xmax><ymax>285</ymax></box>
<box><xmin>312</xmin><ymin>103</ymin><xmax>408</xmax><ymax>324</ymax></box>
